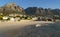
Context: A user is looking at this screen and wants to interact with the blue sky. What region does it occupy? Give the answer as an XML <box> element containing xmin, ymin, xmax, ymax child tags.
<box><xmin>0</xmin><ymin>0</ymin><xmax>60</xmax><ymax>9</ymax></box>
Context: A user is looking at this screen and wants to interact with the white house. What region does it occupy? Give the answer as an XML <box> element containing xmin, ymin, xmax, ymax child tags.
<box><xmin>32</xmin><ymin>17</ymin><xmax>38</xmax><ymax>21</ymax></box>
<box><xmin>19</xmin><ymin>14</ymin><xmax>23</xmax><ymax>17</ymax></box>
<box><xmin>9</xmin><ymin>17</ymin><xmax>20</xmax><ymax>21</ymax></box>
<box><xmin>3</xmin><ymin>16</ymin><xmax>8</xmax><ymax>20</ymax></box>
<box><xmin>10</xmin><ymin>17</ymin><xmax>15</xmax><ymax>21</ymax></box>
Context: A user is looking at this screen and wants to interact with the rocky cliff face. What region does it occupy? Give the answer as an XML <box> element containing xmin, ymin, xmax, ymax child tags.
<box><xmin>0</xmin><ymin>3</ymin><xmax>25</xmax><ymax>15</ymax></box>
<box><xmin>25</xmin><ymin>7</ymin><xmax>50</xmax><ymax>16</ymax></box>
<box><xmin>25</xmin><ymin>7</ymin><xmax>60</xmax><ymax>16</ymax></box>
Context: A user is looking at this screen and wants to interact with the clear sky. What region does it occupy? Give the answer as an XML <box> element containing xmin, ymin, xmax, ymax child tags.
<box><xmin>0</xmin><ymin>0</ymin><xmax>60</xmax><ymax>9</ymax></box>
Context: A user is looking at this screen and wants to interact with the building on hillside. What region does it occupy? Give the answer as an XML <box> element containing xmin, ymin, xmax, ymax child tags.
<box><xmin>32</xmin><ymin>17</ymin><xmax>38</xmax><ymax>21</ymax></box>
<box><xmin>2</xmin><ymin>16</ymin><xmax>9</xmax><ymax>21</ymax></box>
<box><xmin>3</xmin><ymin>16</ymin><xmax>8</xmax><ymax>20</ymax></box>
<box><xmin>10</xmin><ymin>17</ymin><xmax>15</xmax><ymax>21</ymax></box>
<box><xmin>9</xmin><ymin>17</ymin><xmax>20</xmax><ymax>21</ymax></box>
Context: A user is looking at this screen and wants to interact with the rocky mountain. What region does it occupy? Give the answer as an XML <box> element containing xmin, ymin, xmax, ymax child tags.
<box><xmin>0</xmin><ymin>3</ymin><xmax>25</xmax><ymax>15</ymax></box>
<box><xmin>0</xmin><ymin>3</ymin><xmax>60</xmax><ymax>17</ymax></box>
<box><xmin>25</xmin><ymin>7</ymin><xmax>60</xmax><ymax>16</ymax></box>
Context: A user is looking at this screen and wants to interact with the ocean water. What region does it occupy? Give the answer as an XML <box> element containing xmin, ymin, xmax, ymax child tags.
<box><xmin>16</xmin><ymin>22</ymin><xmax>60</xmax><ymax>37</ymax></box>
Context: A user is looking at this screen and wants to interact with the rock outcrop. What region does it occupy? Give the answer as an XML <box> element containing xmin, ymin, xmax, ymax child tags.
<box><xmin>0</xmin><ymin>3</ymin><xmax>25</xmax><ymax>15</ymax></box>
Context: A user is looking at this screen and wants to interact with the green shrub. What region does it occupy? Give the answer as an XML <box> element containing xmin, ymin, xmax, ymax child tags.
<box><xmin>0</xmin><ymin>16</ymin><xmax>3</xmax><ymax>20</ymax></box>
<box><xmin>7</xmin><ymin>18</ymin><xmax>10</xmax><ymax>20</ymax></box>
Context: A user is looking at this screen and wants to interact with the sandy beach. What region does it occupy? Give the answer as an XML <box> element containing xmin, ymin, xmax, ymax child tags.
<box><xmin>0</xmin><ymin>20</ymin><xmax>54</xmax><ymax>28</ymax></box>
<box><xmin>0</xmin><ymin>20</ymin><xmax>54</xmax><ymax>32</ymax></box>
<box><xmin>0</xmin><ymin>20</ymin><xmax>54</xmax><ymax>37</ymax></box>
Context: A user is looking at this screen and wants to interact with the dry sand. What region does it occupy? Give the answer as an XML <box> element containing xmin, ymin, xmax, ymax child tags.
<box><xmin>0</xmin><ymin>20</ymin><xmax>54</xmax><ymax>29</ymax></box>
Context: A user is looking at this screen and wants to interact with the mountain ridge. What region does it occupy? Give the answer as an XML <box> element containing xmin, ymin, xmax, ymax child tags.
<box><xmin>0</xmin><ymin>3</ymin><xmax>60</xmax><ymax>17</ymax></box>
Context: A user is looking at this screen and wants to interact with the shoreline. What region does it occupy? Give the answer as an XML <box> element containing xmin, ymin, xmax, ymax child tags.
<box><xmin>0</xmin><ymin>20</ymin><xmax>54</xmax><ymax>32</ymax></box>
<box><xmin>0</xmin><ymin>20</ymin><xmax>54</xmax><ymax>30</ymax></box>
<box><xmin>0</xmin><ymin>20</ymin><xmax>55</xmax><ymax>37</ymax></box>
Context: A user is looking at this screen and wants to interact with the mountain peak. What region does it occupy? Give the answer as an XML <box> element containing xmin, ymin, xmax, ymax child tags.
<box><xmin>0</xmin><ymin>3</ymin><xmax>25</xmax><ymax>15</ymax></box>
